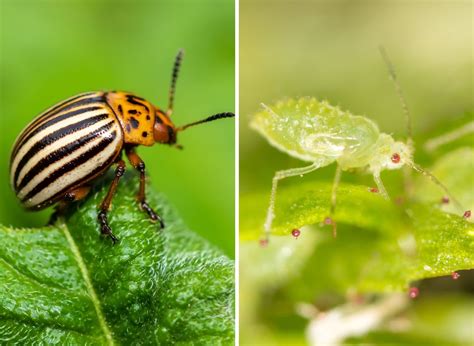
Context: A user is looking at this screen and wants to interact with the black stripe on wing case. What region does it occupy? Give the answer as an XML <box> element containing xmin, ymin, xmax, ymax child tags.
<box><xmin>22</xmin><ymin>130</ymin><xmax>117</xmax><ymax>202</ymax></box>
<box><xmin>13</xmin><ymin>113</ymin><xmax>110</xmax><ymax>186</ymax></box>
<box><xmin>16</xmin><ymin>121</ymin><xmax>115</xmax><ymax>191</ymax></box>
<box><xmin>42</xmin><ymin>146</ymin><xmax>121</xmax><ymax>210</ymax></box>
<box><xmin>14</xmin><ymin>105</ymin><xmax>104</xmax><ymax>155</ymax></box>
<box><xmin>12</xmin><ymin>93</ymin><xmax>103</xmax><ymax>156</ymax></box>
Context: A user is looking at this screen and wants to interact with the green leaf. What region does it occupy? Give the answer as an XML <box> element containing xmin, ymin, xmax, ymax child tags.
<box><xmin>241</xmin><ymin>181</ymin><xmax>405</xmax><ymax>240</ymax></box>
<box><xmin>414</xmin><ymin>147</ymin><xmax>474</xmax><ymax>214</ymax></box>
<box><xmin>240</xmin><ymin>181</ymin><xmax>474</xmax><ymax>295</ymax></box>
<box><xmin>0</xmin><ymin>174</ymin><xmax>234</xmax><ymax>344</ymax></box>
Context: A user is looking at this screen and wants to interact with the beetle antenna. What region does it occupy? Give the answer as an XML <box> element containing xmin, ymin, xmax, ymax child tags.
<box><xmin>406</xmin><ymin>160</ymin><xmax>464</xmax><ymax>212</ymax></box>
<box><xmin>167</xmin><ymin>49</ymin><xmax>184</xmax><ymax>117</ymax></box>
<box><xmin>176</xmin><ymin>112</ymin><xmax>235</xmax><ymax>131</ymax></box>
<box><xmin>379</xmin><ymin>46</ymin><xmax>413</xmax><ymax>149</ymax></box>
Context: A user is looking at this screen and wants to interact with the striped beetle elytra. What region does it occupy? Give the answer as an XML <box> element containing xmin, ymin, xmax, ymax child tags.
<box><xmin>10</xmin><ymin>50</ymin><xmax>234</xmax><ymax>243</ymax></box>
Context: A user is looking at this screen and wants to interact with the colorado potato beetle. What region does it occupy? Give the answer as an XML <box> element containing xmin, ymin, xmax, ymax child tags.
<box><xmin>10</xmin><ymin>50</ymin><xmax>234</xmax><ymax>243</ymax></box>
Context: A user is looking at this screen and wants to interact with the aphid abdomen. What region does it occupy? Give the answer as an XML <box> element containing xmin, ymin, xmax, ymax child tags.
<box><xmin>335</xmin><ymin>115</ymin><xmax>381</xmax><ymax>170</ymax></box>
<box><xmin>252</xmin><ymin>98</ymin><xmax>341</xmax><ymax>161</ymax></box>
<box><xmin>10</xmin><ymin>92</ymin><xmax>124</xmax><ymax>210</ymax></box>
<box><xmin>251</xmin><ymin>97</ymin><xmax>380</xmax><ymax>165</ymax></box>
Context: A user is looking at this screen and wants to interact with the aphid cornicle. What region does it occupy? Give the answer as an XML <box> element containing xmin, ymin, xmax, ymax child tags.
<box><xmin>252</xmin><ymin>48</ymin><xmax>464</xmax><ymax>242</ymax></box>
<box><xmin>10</xmin><ymin>50</ymin><xmax>234</xmax><ymax>243</ymax></box>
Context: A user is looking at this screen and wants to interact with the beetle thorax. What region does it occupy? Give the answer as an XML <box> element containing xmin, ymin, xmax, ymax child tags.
<box><xmin>106</xmin><ymin>92</ymin><xmax>156</xmax><ymax>146</ymax></box>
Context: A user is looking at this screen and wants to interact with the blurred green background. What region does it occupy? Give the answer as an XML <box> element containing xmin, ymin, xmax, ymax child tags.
<box><xmin>0</xmin><ymin>0</ymin><xmax>235</xmax><ymax>257</ymax></box>
<box><xmin>240</xmin><ymin>0</ymin><xmax>472</xmax><ymax>344</ymax></box>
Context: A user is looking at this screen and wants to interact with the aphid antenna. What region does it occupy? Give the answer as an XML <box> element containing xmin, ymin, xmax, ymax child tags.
<box><xmin>379</xmin><ymin>46</ymin><xmax>414</xmax><ymax>150</ymax></box>
<box><xmin>379</xmin><ymin>48</ymin><xmax>465</xmax><ymax>213</ymax></box>
<box><xmin>167</xmin><ymin>49</ymin><xmax>185</xmax><ymax>117</ymax></box>
<box><xmin>380</xmin><ymin>46</ymin><xmax>418</xmax><ymax>199</ymax></box>
<box><xmin>405</xmin><ymin>160</ymin><xmax>464</xmax><ymax>212</ymax></box>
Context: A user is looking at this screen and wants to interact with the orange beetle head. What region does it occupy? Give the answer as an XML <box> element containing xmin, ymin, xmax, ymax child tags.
<box><xmin>153</xmin><ymin>109</ymin><xmax>178</xmax><ymax>146</ymax></box>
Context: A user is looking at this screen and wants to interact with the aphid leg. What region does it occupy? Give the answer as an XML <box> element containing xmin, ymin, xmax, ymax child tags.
<box><xmin>49</xmin><ymin>186</ymin><xmax>91</xmax><ymax>224</ymax></box>
<box><xmin>125</xmin><ymin>147</ymin><xmax>165</xmax><ymax>228</ymax></box>
<box><xmin>328</xmin><ymin>165</ymin><xmax>342</xmax><ymax>237</ymax></box>
<box><xmin>373</xmin><ymin>172</ymin><xmax>390</xmax><ymax>200</ymax></box>
<box><xmin>98</xmin><ymin>160</ymin><xmax>126</xmax><ymax>244</ymax></box>
<box><xmin>263</xmin><ymin>163</ymin><xmax>320</xmax><ymax>242</ymax></box>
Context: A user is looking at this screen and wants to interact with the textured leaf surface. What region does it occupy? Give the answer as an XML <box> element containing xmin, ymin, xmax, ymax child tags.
<box><xmin>0</xmin><ymin>174</ymin><xmax>234</xmax><ymax>344</ymax></box>
<box><xmin>240</xmin><ymin>181</ymin><xmax>474</xmax><ymax>293</ymax></box>
<box><xmin>240</xmin><ymin>181</ymin><xmax>473</xmax><ymax>344</ymax></box>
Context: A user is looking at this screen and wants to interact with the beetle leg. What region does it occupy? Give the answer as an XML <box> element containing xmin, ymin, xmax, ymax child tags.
<box><xmin>49</xmin><ymin>186</ymin><xmax>92</xmax><ymax>224</ymax></box>
<box><xmin>125</xmin><ymin>147</ymin><xmax>165</xmax><ymax>228</ymax></box>
<box><xmin>98</xmin><ymin>160</ymin><xmax>126</xmax><ymax>244</ymax></box>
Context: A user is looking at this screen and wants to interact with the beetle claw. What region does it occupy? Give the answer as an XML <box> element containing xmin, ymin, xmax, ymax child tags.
<box><xmin>108</xmin><ymin>232</ymin><xmax>120</xmax><ymax>245</ymax></box>
<box><xmin>140</xmin><ymin>201</ymin><xmax>165</xmax><ymax>229</ymax></box>
<box><xmin>98</xmin><ymin>210</ymin><xmax>120</xmax><ymax>244</ymax></box>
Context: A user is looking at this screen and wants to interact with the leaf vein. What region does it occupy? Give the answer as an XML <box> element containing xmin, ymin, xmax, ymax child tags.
<box><xmin>58</xmin><ymin>221</ymin><xmax>115</xmax><ymax>346</ymax></box>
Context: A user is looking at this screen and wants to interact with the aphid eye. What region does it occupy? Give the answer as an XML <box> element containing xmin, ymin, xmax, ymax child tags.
<box><xmin>391</xmin><ymin>153</ymin><xmax>401</xmax><ymax>163</ymax></box>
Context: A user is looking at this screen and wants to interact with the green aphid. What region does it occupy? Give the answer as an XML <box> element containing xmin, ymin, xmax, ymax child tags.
<box><xmin>251</xmin><ymin>50</ymin><xmax>465</xmax><ymax>242</ymax></box>
<box><xmin>252</xmin><ymin>97</ymin><xmax>412</xmax><ymax>183</ymax></box>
